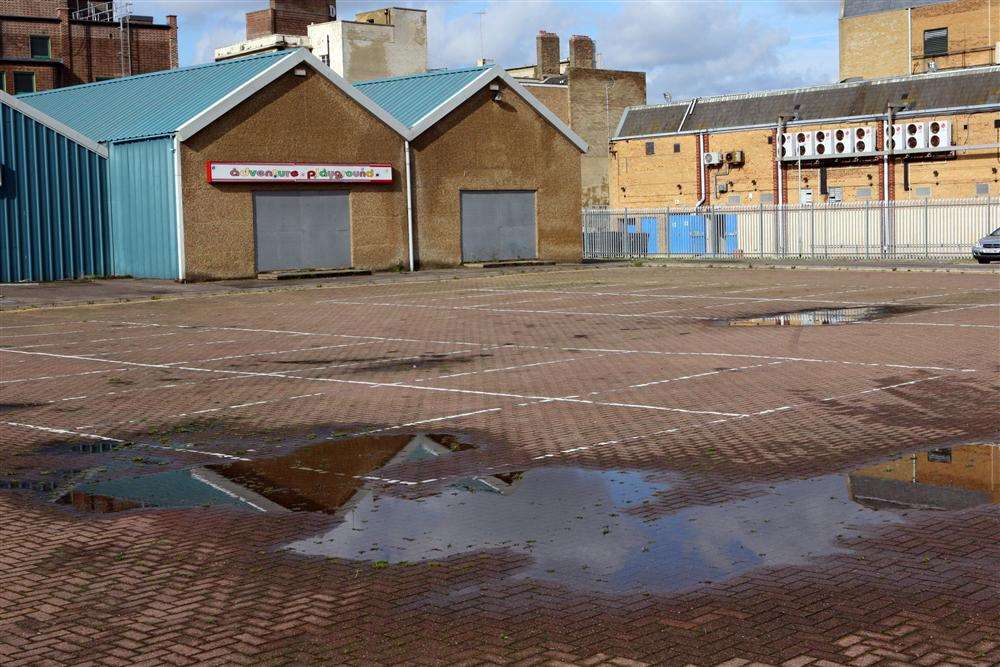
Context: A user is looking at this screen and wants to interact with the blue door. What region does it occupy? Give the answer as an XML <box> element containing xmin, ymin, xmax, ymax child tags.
<box><xmin>668</xmin><ymin>214</ymin><xmax>707</xmax><ymax>254</ymax></box>
<box><xmin>641</xmin><ymin>216</ymin><xmax>659</xmax><ymax>253</ymax></box>
<box><xmin>723</xmin><ymin>215</ymin><xmax>738</xmax><ymax>254</ymax></box>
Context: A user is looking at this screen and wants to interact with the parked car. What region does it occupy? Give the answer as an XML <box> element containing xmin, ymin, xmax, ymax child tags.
<box><xmin>972</xmin><ymin>227</ymin><xmax>1000</xmax><ymax>263</ymax></box>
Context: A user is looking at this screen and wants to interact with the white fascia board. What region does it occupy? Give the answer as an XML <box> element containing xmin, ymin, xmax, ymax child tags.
<box><xmin>176</xmin><ymin>49</ymin><xmax>410</xmax><ymax>142</ymax></box>
<box><xmin>406</xmin><ymin>66</ymin><xmax>589</xmax><ymax>153</ymax></box>
<box><xmin>1</xmin><ymin>90</ymin><xmax>108</xmax><ymax>157</ymax></box>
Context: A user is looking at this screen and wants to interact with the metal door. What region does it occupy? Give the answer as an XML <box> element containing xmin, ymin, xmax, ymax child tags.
<box><xmin>253</xmin><ymin>191</ymin><xmax>350</xmax><ymax>271</ymax></box>
<box><xmin>668</xmin><ymin>214</ymin><xmax>707</xmax><ymax>254</ymax></box>
<box><xmin>641</xmin><ymin>216</ymin><xmax>659</xmax><ymax>253</ymax></box>
<box><xmin>460</xmin><ymin>191</ymin><xmax>536</xmax><ymax>262</ymax></box>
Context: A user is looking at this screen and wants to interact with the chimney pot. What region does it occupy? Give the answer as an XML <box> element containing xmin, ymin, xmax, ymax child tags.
<box><xmin>535</xmin><ymin>30</ymin><xmax>560</xmax><ymax>79</ymax></box>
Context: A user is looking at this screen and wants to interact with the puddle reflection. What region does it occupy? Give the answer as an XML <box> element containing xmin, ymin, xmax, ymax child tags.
<box><xmin>720</xmin><ymin>305</ymin><xmax>921</xmax><ymax>327</ymax></box>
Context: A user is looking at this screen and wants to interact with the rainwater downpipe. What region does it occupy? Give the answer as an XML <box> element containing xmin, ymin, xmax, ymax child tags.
<box><xmin>404</xmin><ymin>140</ymin><xmax>415</xmax><ymax>272</ymax></box>
<box><xmin>907</xmin><ymin>8</ymin><xmax>912</xmax><ymax>73</ymax></box>
<box><xmin>695</xmin><ymin>132</ymin><xmax>707</xmax><ymax>207</ymax></box>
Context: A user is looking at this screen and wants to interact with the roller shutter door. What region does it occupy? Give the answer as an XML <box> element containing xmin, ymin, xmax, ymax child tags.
<box><xmin>253</xmin><ymin>191</ymin><xmax>350</xmax><ymax>271</ymax></box>
<box><xmin>460</xmin><ymin>191</ymin><xmax>536</xmax><ymax>262</ymax></box>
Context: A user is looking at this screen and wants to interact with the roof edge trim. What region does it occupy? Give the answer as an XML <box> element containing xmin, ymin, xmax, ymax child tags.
<box><xmin>1</xmin><ymin>90</ymin><xmax>109</xmax><ymax>157</ymax></box>
<box><xmin>176</xmin><ymin>49</ymin><xmax>410</xmax><ymax>143</ymax></box>
<box><xmin>405</xmin><ymin>66</ymin><xmax>588</xmax><ymax>151</ymax></box>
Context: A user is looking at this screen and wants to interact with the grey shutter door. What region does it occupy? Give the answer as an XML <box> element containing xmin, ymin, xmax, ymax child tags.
<box><xmin>460</xmin><ymin>191</ymin><xmax>536</xmax><ymax>262</ymax></box>
<box><xmin>254</xmin><ymin>191</ymin><xmax>351</xmax><ymax>272</ymax></box>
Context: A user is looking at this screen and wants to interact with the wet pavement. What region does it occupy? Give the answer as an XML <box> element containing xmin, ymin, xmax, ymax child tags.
<box><xmin>1</xmin><ymin>265</ymin><xmax>998</xmax><ymax>666</ymax></box>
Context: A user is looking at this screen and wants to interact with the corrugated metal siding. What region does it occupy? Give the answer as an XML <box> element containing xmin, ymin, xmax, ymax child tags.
<box><xmin>1</xmin><ymin>101</ymin><xmax>110</xmax><ymax>282</ymax></box>
<box><xmin>108</xmin><ymin>138</ymin><xmax>178</xmax><ymax>279</ymax></box>
<box><xmin>19</xmin><ymin>51</ymin><xmax>293</xmax><ymax>143</ymax></box>
<box><xmin>356</xmin><ymin>67</ymin><xmax>488</xmax><ymax>128</ymax></box>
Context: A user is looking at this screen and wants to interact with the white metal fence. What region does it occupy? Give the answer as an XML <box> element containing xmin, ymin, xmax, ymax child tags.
<box><xmin>582</xmin><ymin>198</ymin><xmax>998</xmax><ymax>260</ymax></box>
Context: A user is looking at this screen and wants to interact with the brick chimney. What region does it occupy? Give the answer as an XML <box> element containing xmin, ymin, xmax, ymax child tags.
<box><xmin>569</xmin><ymin>34</ymin><xmax>595</xmax><ymax>69</ymax></box>
<box><xmin>167</xmin><ymin>15</ymin><xmax>178</xmax><ymax>69</ymax></box>
<box><xmin>535</xmin><ymin>30</ymin><xmax>560</xmax><ymax>79</ymax></box>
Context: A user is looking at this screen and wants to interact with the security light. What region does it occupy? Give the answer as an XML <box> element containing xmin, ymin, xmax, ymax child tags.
<box><xmin>489</xmin><ymin>82</ymin><xmax>502</xmax><ymax>102</ymax></box>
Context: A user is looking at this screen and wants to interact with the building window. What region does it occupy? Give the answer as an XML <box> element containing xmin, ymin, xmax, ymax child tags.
<box><xmin>0</xmin><ymin>72</ymin><xmax>5</xmax><ymax>93</ymax></box>
<box><xmin>855</xmin><ymin>186</ymin><xmax>873</xmax><ymax>200</ymax></box>
<box><xmin>13</xmin><ymin>72</ymin><xmax>36</xmax><ymax>94</ymax></box>
<box><xmin>645</xmin><ymin>141</ymin><xmax>655</xmax><ymax>156</ymax></box>
<box><xmin>975</xmin><ymin>183</ymin><xmax>989</xmax><ymax>196</ymax></box>
<box><xmin>923</xmin><ymin>28</ymin><xmax>948</xmax><ymax>56</ymax></box>
<box><xmin>673</xmin><ymin>143</ymin><xmax>681</xmax><ymax>153</ymax></box>
<box><xmin>727</xmin><ymin>195</ymin><xmax>741</xmax><ymax>205</ymax></box>
<box><xmin>759</xmin><ymin>193</ymin><xmax>774</xmax><ymax>204</ymax></box>
<box><xmin>915</xmin><ymin>186</ymin><xmax>932</xmax><ymax>198</ymax></box>
<box><xmin>29</xmin><ymin>36</ymin><xmax>51</xmax><ymax>60</ymax></box>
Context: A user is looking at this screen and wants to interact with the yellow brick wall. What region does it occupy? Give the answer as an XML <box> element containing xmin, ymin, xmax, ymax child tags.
<box><xmin>840</xmin><ymin>10</ymin><xmax>910</xmax><ymax>80</ymax></box>
<box><xmin>609</xmin><ymin>110</ymin><xmax>1000</xmax><ymax>208</ymax></box>
<box><xmin>839</xmin><ymin>0</ymin><xmax>999</xmax><ymax>80</ymax></box>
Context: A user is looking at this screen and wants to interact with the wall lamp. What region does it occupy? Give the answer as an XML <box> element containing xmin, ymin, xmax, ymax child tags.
<box><xmin>489</xmin><ymin>82</ymin><xmax>502</xmax><ymax>102</ymax></box>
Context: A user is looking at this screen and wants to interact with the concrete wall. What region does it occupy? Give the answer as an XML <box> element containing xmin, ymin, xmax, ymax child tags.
<box><xmin>610</xmin><ymin>110</ymin><xmax>1000</xmax><ymax>208</ymax></box>
<box><xmin>411</xmin><ymin>80</ymin><xmax>582</xmax><ymax>267</ymax></box>
<box><xmin>179</xmin><ymin>67</ymin><xmax>408</xmax><ymax>280</ymax></box>
<box><xmin>839</xmin><ymin>0</ymin><xmax>999</xmax><ymax>80</ymax></box>
<box><xmin>567</xmin><ymin>67</ymin><xmax>646</xmax><ymax>207</ymax></box>
<box><xmin>308</xmin><ymin>7</ymin><xmax>426</xmax><ymax>82</ymax></box>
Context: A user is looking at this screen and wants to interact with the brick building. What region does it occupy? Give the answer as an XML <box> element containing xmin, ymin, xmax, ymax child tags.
<box><xmin>507</xmin><ymin>32</ymin><xmax>646</xmax><ymax>207</ymax></box>
<box><xmin>0</xmin><ymin>0</ymin><xmax>177</xmax><ymax>94</ymax></box>
<box><xmin>839</xmin><ymin>0</ymin><xmax>999</xmax><ymax>81</ymax></box>
<box><xmin>609</xmin><ymin>66</ymin><xmax>1000</xmax><ymax>208</ymax></box>
<box><xmin>215</xmin><ymin>0</ymin><xmax>427</xmax><ymax>83</ymax></box>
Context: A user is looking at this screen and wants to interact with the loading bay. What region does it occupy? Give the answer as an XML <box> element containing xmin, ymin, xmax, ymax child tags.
<box><xmin>1</xmin><ymin>264</ymin><xmax>998</xmax><ymax>666</ymax></box>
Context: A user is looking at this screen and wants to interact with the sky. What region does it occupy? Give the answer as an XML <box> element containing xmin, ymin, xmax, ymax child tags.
<box><xmin>132</xmin><ymin>0</ymin><xmax>842</xmax><ymax>103</ymax></box>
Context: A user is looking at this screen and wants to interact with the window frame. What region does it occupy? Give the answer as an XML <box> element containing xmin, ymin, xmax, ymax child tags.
<box><xmin>13</xmin><ymin>71</ymin><xmax>37</xmax><ymax>94</ymax></box>
<box><xmin>922</xmin><ymin>28</ymin><xmax>948</xmax><ymax>57</ymax></box>
<box><xmin>29</xmin><ymin>35</ymin><xmax>52</xmax><ymax>60</ymax></box>
<box><xmin>644</xmin><ymin>141</ymin><xmax>655</xmax><ymax>156</ymax></box>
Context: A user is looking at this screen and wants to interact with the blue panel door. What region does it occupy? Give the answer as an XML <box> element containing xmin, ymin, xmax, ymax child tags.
<box><xmin>723</xmin><ymin>215</ymin><xmax>738</xmax><ymax>254</ymax></box>
<box><xmin>641</xmin><ymin>216</ymin><xmax>659</xmax><ymax>253</ymax></box>
<box><xmin>668</xmin><ymin>214</ymin><xmax>706</xmax><ymax>254</ymax></box>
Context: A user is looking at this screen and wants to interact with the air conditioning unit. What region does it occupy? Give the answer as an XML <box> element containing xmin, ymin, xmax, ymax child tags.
<box><xmin>814</xmin><ymin>130</ymin><xmax>834</xmax><ymax>157</ymax></box>
<box><xmin>927</xmin><ymin>120</ymin><xmax>951</xmax><ymax>149</ymax></box>
<box><xmin>702</xmin><ymin>151</ymin><xmax>723</xmax><ymax>166</ymax></box>
<box><xmin>724</xmin><ymin>150</ymin><xmax>745</xmax><ymax>165</ymax></box>
<box><xmin>852</xmin><ymin>126</ymin><xmax>875</xmax><ymax>154</ymax></box>
<box><xmin>904</xmin><ymin>121</ymin><xmax>927</xmax><ymax>150</ymax></box>
<box><xmin>884</xmin><ymin>123</ymin><xmax>904</xmax><ymax>152</ymax></box>
<box><xmin>795</xmin><ymin>131</ymin><xmax>815</xmax><ymax>157</ymax></box>
<box><xmin>779</xmin><ymin>133</ymin><xmax>796</xmax><ymax>159</ymax></box>
<box><xmin>833</xmin><ymin>128</ymin><xmax>852</xmax><ymax>155</ymax></box>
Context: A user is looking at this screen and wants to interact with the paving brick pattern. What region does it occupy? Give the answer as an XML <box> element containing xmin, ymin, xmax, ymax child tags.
<box><xmin>1</xmin><ymin>266</ymin><xmax>998</xmax><ymax>665</ymax></box>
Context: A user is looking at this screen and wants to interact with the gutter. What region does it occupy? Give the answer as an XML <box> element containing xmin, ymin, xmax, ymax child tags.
<box><xmin>404</xmin><ymin>140</ymin><xmax>415</xmax><ymax>272</ymax></box>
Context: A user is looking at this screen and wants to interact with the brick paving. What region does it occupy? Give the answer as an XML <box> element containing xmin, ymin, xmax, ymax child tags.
<box><xmin>1</xmin><ymin>265</ymin><xmax>998</xmax><ymax>666</ymax></box>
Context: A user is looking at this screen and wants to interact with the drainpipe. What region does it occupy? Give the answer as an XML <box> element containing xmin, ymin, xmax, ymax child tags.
<box><xmin>404</xmin><ymin>140</ymin><xmax>415</xmax><ymax>272</ymax></box>
<box><xmin>172</xmin><ymin>135</ymin><xmax>186</xmax><ymax>281</ymax></box>
<box><xmin>907</xmin><ymin>8</ymin><xmax>913</xmax><ymax>73</ymax></box>
<box><xmin>776</xmin><ymin>118</ymin><xmax>786</xmax><ymax>207</ymax></box>
<box><xmin>695</xmin><ymin>132</ymin><xmax>706</xmax><ymax>207</ymax></box>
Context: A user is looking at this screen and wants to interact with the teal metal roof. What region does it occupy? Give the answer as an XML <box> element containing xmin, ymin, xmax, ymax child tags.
<box><xmin>19</xmin><ymin>51</ymin><xmax>295</xmax><ymax>143</ymax></box>
<box><xmin>355</xmin><ymin>67</ymin><xmax>489</xmax><ymax>128</ymax></box>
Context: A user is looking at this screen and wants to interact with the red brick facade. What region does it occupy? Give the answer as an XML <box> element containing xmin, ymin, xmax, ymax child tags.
<box><xmin>0</xmin><ymin>1</ymin><xmax>177</xmax><ymax>93</ymax></box>
<box><xmin>245</xmin><ymin>0</ymin><xmax>334</xmax><ymax>39</ymax></box>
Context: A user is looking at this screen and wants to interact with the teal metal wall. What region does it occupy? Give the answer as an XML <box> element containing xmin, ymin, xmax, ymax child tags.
<box><xmin>108</xmin><ymin>137</ymin><xmax>179</xmax><ymax>279</ymax></box>
<box><xmin>1</xmin><ymin>101</ymin><xmax>110</xmax><ymax>283</ymax></box>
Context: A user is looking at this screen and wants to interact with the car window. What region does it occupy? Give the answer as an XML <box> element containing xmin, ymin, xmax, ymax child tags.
<box><xmin>991</xmin><ymin>227</ymin><xmax>1000</xmax><ymax>236</ymax></box>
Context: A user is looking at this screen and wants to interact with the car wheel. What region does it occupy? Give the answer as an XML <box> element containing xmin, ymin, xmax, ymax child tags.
<box><xmin>976</xmin><ymin>258</ymin><xmax>990</xmax><ymax>264</ymax></box>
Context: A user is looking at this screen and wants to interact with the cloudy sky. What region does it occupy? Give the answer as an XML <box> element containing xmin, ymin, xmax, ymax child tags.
<box><xmin>133</xmin><ymin>0</ymin><xmax>842</xmax><ymax>102</ymax></box>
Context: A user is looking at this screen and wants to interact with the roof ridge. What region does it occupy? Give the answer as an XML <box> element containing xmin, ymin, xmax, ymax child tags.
<box><xmin>356</xmin><ymin>66</ymin><xmax>490</xmax><ymax>86</ymax></box>
<box><xmin>21</xmin><ymin>50</ymin><xmax>296</xmax><ymax>98</ymax></box>
<box><xmin>639</xmin><ymin>64</ymin><xmax>1000</xmax><ymax>111</ymax></box>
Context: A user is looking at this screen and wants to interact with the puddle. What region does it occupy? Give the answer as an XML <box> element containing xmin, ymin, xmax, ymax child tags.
<box><xmin>286</xmin><ymin>443</ymin><xmax>996</xmax><ymax>594</ymax></box>
<box><xmin>718</xmin><ymin>305</ymin><xmax>923</xmax><ymax>327</ymax></box>
<box><xmin>57</xmin><ymin>433</ymin><xmax>474</xmax><ymax>514</ymax></box>
<box><xmin>40</xmin><ymin>436</ymin><xmax>998</xmax><ymax>593</ymax></box>
<box><xmin>849</xmin><ymin>445</ymin><xmax>999</xmax><ymax>510</ymax></box>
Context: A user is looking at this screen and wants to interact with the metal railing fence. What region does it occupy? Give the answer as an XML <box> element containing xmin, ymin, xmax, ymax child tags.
<box><xmin>582</xmin><ymin>198</ymin><xmax>998</xmax><ymax>260</ymax></box>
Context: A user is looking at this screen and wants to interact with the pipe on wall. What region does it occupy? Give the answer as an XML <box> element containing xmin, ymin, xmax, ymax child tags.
<box><xmin>172</xmin><ymin>134</ymin><xmax>187</xmax><ymax>281</ymax></box>
<box><xmin>404</xmin><ymin>140</ymin><xmax>415</xmax><ymax>272</ymax></box>
<box><xmin>695</xmin><ymin>132</ymin><xmax>706</xmax><ymax>207</ymax></box>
